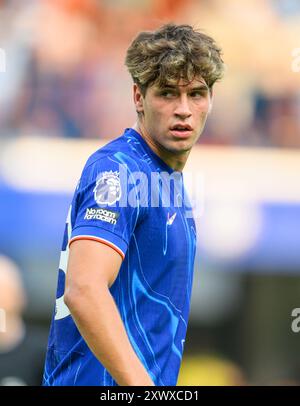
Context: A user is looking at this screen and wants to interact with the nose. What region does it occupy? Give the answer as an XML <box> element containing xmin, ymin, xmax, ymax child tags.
<box><xmin>174</xmin><ymin>94</ymin><xmax>192</xmax><ymax>119</ymax></box>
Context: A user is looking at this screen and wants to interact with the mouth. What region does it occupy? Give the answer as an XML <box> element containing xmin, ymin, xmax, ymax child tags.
<box><xmin>169</xmin><ymin>124</ymin><xmax>193</xmax><ymax>138</ymax></box>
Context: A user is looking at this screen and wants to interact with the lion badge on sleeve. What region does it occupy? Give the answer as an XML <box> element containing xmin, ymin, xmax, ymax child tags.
<box><xmin>93</xmin><ymin>171</ymin><xmax>122</xmax><ymax>206</ymax></box>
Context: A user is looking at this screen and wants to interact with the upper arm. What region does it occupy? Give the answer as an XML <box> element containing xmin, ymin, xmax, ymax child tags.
<box><xmin>65</xmin><ymin>239</ymin><xmax>123</xmax><ymax>300</ymax></box>
<box><xmin>65</xmin><ymin>154</ymin><xmax>147</xmax><ymax>300</ymax></box>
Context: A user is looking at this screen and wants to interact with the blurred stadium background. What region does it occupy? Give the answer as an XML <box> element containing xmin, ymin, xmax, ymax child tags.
<box><xmin>1</xmin><ymin>0</ymin><xmax>300</xmax><ymax>386</ymax></box>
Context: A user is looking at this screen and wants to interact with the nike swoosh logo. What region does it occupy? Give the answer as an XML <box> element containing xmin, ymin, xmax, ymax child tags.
<box><xmin>167</xmin><ymin>212</ymin><xmax>177</xmax><ymax>226</ymax></box>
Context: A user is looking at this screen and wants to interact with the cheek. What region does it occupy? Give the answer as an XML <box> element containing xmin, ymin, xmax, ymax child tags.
<box><xmin>193</xmin><ymin>98</ymin><xmax>210</xmax><ymax>112</ymax></box>
<box><xmin>196</xmin><ymin>109</ymin><xmax>209</xmax><ymax>123</ymax></box>
<box><xmin>146</xmin><ymin>104</ymin><xmax>169</xmax><ymax>127</ymax></box>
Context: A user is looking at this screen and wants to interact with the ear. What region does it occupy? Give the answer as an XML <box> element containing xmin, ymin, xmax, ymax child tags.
<box><xmin>208</xmin><ymin>88</ymin><xmax>214</xmax><ymax>114</ymax></box>
<box><xmin>133</xmin><ymin>83</ymin><xmax>144</xmax><ymax>114</ymax></box>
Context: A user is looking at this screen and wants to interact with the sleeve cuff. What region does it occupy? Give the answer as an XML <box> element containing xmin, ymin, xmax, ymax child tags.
<box><xmin>70</xmin><ymin>225</ymin><xmax>127</xmax><ymax>260</ymax></box>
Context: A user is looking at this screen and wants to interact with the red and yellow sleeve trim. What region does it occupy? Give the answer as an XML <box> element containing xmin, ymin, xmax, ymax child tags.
<box><xmin>69</xmin><ymin>235</ymin><xmax>125</xmax><ymax>260</ymax></box>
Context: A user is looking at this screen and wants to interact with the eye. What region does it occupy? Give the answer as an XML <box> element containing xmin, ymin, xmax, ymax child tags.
<box><xmin>190</xmin><ymin>90</ymin><xmax>208</xmax><ymax>98</ymax></box>
<box><xmin>159</xmin><ymin>89</ymin><xmax>177</xmax><ymax>98</ymax></box>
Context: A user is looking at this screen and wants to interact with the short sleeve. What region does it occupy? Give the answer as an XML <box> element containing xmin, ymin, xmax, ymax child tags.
<box><xmin>69</xmin><ymin>154</ymin><xmax>147</xmax><ymax>260</ymax></box>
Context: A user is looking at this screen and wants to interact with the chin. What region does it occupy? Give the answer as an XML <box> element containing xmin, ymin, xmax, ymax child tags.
<box><xmin>165</xmin><ymin>140</ymin><xmax>194</xmax><ymax>154</ymax></box>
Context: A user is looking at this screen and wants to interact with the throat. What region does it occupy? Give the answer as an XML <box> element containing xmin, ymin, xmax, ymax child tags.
<box><xmin>132</xmin><ymin>122</ymin><xmax>189</xmax><ymax>172</ymax></box>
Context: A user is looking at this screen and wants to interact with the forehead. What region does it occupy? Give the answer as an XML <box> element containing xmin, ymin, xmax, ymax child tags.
<box><xmin>152</xmin><ymin>76</ymin><xmax>208</xmax><ymax>90</ymax></box>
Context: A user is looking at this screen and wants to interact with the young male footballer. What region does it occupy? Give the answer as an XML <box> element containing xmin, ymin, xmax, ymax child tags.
<box><xmin>43</xmin><ymin>23</ymin><xmax>224</xmax><ymax>386</ymax></box>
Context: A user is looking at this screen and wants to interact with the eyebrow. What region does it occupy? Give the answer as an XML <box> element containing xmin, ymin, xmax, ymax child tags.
<box><xmin>189</xmin><ymin>85</ymin><xmax>209</xmax><ymax>92</ymax></box>
<box><xmin>160</xmin><ymin>84</ymin><xmax>209</xmax><ymax>92</ymax></box>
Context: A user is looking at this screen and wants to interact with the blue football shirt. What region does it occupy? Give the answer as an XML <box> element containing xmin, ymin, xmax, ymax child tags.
<box><xmin>43</xmin><ymin>128</ymin><xmax>197</xmax><ymax>386</ymax></box>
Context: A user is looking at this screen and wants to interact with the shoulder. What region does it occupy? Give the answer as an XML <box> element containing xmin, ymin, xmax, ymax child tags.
<box><xmin>79</xmin><ymin>138</ymin><xmax>150</xmax><ymax>188</ymax></box>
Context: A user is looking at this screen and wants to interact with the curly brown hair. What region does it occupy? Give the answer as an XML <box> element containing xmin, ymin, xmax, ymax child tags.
<box><xmin>125</xmin><ymin>23</ymin><xmax>225</xmax><ymax>95</ymax></box>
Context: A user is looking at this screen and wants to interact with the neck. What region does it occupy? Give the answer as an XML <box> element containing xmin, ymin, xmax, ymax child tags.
<box><xmin>132</xmin><ymin>121</ymin><xmax>189</xmax><ymax>172</ymax></box>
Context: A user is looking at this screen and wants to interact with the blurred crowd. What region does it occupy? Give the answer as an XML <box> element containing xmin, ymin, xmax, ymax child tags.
<box><xmin>0</xmin><ymin>255</ymin><xmax>46</xmax><ymax>385</ymax></box>
<box><xmin>0</xmin><ymin>0</ymin><xmax>299</xmax><ymax>147</ymax></box>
